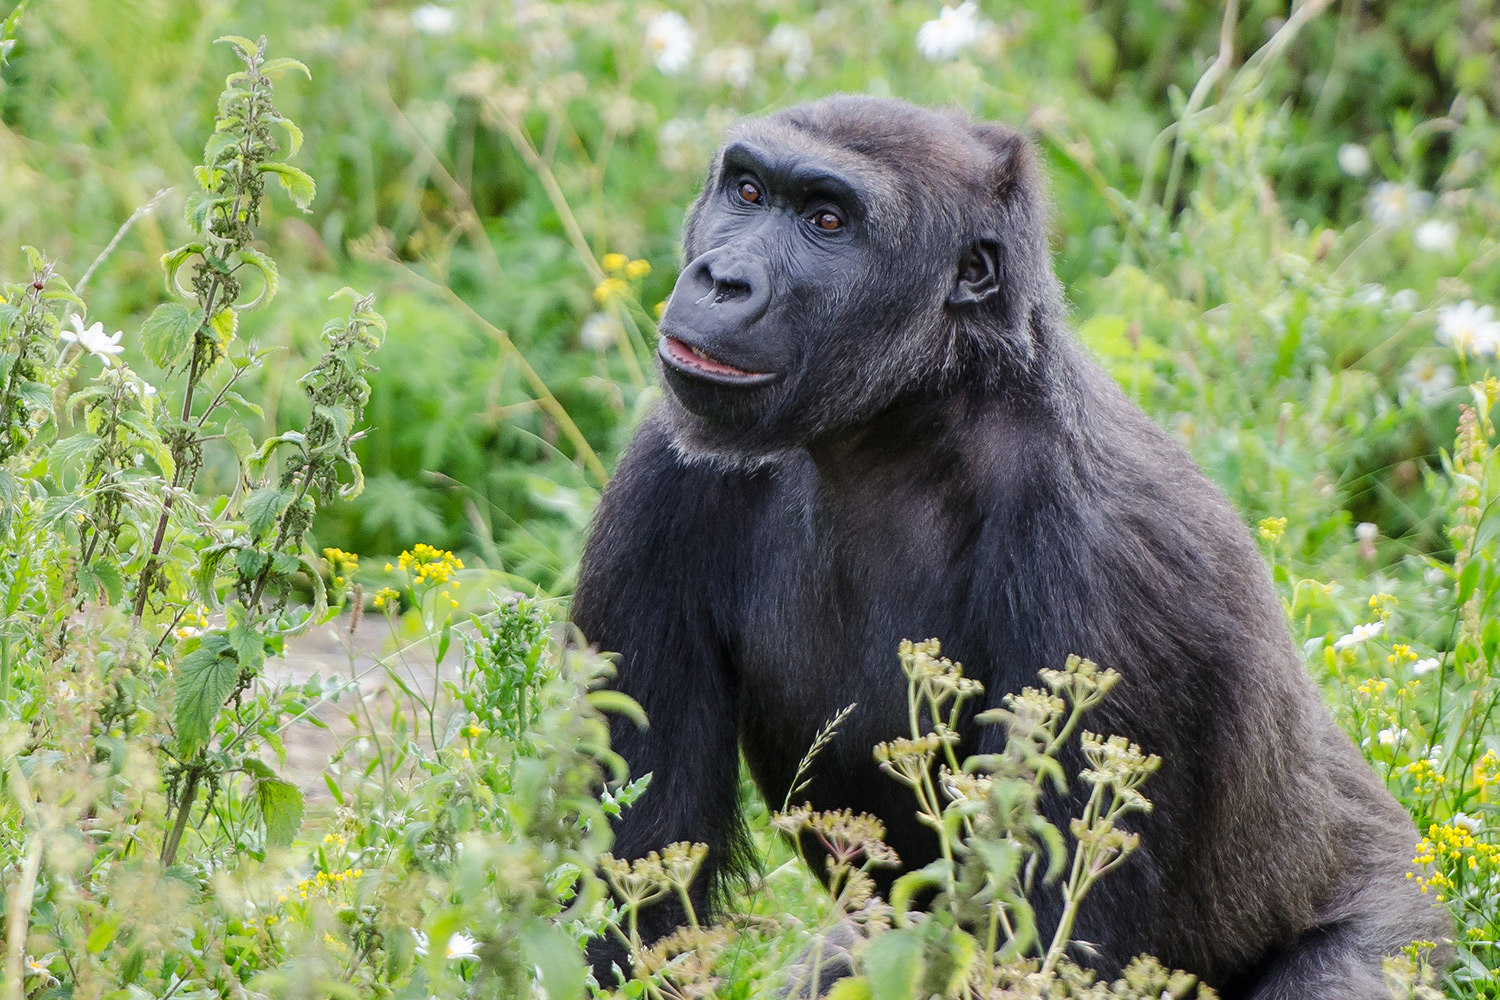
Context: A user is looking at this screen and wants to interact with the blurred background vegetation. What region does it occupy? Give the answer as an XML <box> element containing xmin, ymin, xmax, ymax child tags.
<box><xmin>4</xmin><ymin>0</ymin><xmax>1497</xmax><ymax>601</ymax></box>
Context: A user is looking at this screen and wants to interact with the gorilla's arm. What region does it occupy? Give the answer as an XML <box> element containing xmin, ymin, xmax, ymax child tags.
<box><xmin>572</xmin><ymin>418</ymin><xmax>747</xmax><ymax>982</ymax></box>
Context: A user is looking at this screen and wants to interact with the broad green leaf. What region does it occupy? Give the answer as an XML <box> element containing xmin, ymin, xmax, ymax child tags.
<box><xmin>864</xmin><ymin>928</ymin><xmax>924</xmax><ymax>1000</ymax></box>
<box><xmin>520</xmin><ymin>923</ymin><xmax>586</xmax><ymax>1000</ymax></box>
<box><xmin>255</xmin><ymin>776</ymin><xmax>304</xmax><ymax>847</ymax></box>
<box><xmin>258</xmin><ymin>162</ymin><xmax>316</xmax><ymax>212</ymax></box>
<box><xmin>243</xmin><ymin>487</ymin><xmax>290</xmax><ymax>537</ymax></box>
<box><xmin>140</xmin><ymin>302</ymin><xmax>203</xmax><ymax>370</ymax></box>
<box><xmin>173</xmin><ymin>633</ymin><xmax>238</xmax><ymax>756</ymax></box>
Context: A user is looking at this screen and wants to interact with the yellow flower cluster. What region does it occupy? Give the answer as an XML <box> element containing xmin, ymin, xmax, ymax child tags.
<box><xmin>1477</xmin><ymin>750</ymin><xmax>1500</xmax><ymax>789</ymax></box>
<box><xmin>322</xmin><ymin>547</ymin><xmax>359</xmax><ymax>587</ymax></box>
<box><xmin>593</xmin><ymin>252</ymin><xmax>652</xmax><ymax>303</ymax></box>
<box><xmin>276</xmin><ymin>867</ymin><xmax>364</xmax><ymax>904</ymax></box>
<box><xmin>1405</xmin><ymin>758</ymin><xmax>1447</xmax><ymax>796</ymax></box>
<box><xmin>1356</xmin><ymin>678</ymin><xmax>1388</xmax><ymax>698</ymax></box>
<box><xmin>1257</xmin><ymin>516</ymin><xmax>1287</xmax><ymax>543</ymax></box>
<box><xmin>1387</xmin><ymin>643</ymin><xmax>1417</xmax><ymax>667</ymax></box>
<box><xmin>1369</xmin><ymin>591</ymin><xmax>1398</xmax><ymax>620</ymax></box>
<box><xmin>397</xmin><ymin>544</ymin><xmax>463</xmax><ymax>586</ymax></box>
<box><xmin>1408</xmin><ymin>822</ymin><xmax>1500</xmax><ymax>900</ymax></box>
<box><xmin>372</xmin><ymin>586</ymin><xmax>400</xmax><ymax>611</ymax></box>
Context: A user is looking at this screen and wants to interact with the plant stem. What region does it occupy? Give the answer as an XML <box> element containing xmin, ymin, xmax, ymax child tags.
<box><xmin>159</xmin><ymin>764</ymin><xmax>203</xmax><ymax>867</ymax></box>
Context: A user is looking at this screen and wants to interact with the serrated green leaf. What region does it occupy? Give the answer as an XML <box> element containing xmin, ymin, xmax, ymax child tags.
<box><xmin>236</xmin><ymin>248</ymin><xmax>279</xmax><ymax>310</ymax></box>
<box><xmin>0</xmin><ymin>468</ymin><xmax>16</xmax><ymax>535</ymax></box>
<box><xmin>256</xmin><ymin>776</ymin><xmax>303</xmax><ymax>847</ymax></box>
<box><xmin>208</xmin><ymin>307</ymin><xmax>237</xmax><ymax>348</ymax></box>
<box><xmin>243</xmin><ymin>487</ymin><xmax>290</xmax><ymax>537</ymax></box>
<box><xmin>258</xmin><ymin>57</ymin><xmax>310</xmax><ymax>79</ymax></box>
<box><xmin>269</xmin><ymin>114</ymin><xmax>303</xmax><ymax>157</ymax></box>
<box><xmin>90</xmin><ymin>561</ymin><xmax>126</xmax><ymax>605</ymax></box>
<box><xmin>174</xmin><ymin>633</ymin><xmax>237</xmax><ymax>756</ymax></box>
<box><xmin>236</xmin><ymin>547</ymin><xmax>271</xmax><ymax>579</ymax></box>
<box><xmin>140</xmin><ymin>302</ymin><xmax>203</xmax><ymax>370</ymax></box>
<box><xmin>258</xmin><ymin>162</ymin><xmax>316</xmax><ymax>212</ymax></box>
<box><xmin>214</xmin><ymin>35</ymin><xmax>259</xmax><ymax>56</ymax></box>
<box><xmin>203</xmin><ymin>129</ymin><xmax>242</xmax><ymax>169</ymax></box>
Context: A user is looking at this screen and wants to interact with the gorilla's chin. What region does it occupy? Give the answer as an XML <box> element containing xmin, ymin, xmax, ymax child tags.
<box><xmin>656</xmin><ymin>367</ymin><xmax>806</xmax><ymax>471</ymax></box>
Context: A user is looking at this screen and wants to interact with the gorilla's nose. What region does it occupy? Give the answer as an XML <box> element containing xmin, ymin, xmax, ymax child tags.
<box><xmin>674</xmin><ymin>248</ymin><xmax>772</xmax><ymax>333</ymax></box>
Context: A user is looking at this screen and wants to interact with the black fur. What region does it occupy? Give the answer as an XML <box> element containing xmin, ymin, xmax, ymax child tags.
<box><xmin>574</xmin><ymin>96</ymin><xmax>1448</xmax><ymax>996</ymax></box>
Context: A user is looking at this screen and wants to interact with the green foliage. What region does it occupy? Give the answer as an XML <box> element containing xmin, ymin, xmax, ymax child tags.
<box><xmin>3</xmin><ymin>1</ymin><xmax>1500</xmax><ymax>997</ymax></box>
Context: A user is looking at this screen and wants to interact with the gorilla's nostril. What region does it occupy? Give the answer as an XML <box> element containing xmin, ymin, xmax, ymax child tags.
<box><xmin>713</xmin><ymin>278</ymin><xmax>752</xmax><ymax>303</ymax></box>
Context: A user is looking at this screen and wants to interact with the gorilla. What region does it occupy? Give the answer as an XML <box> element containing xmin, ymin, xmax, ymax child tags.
<box><xmin>573</xmin><ymin>96</ymin><xmax>1447</xmax><ymax>997</ymax></box>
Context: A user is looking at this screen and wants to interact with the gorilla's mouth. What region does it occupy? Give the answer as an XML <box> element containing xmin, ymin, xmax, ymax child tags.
<box><xmin>659</xmin><ymin>336</ymin><xmax>779</xmax><ymax>387</ymax></box>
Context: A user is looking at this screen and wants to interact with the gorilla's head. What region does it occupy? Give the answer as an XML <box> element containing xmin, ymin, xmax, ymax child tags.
<box><xmin>655</xmin><ymin>96</ymin><xmax>1063</xmax><ymax>465</ymax></box>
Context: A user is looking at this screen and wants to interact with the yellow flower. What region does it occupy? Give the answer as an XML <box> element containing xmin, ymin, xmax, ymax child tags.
<box><xmin>372</xmin><ymin>586</ymin><xmax>400</xmax><ymax>610</ymax></box>
<box><xmin>593</xmin><ymin>277</ymin><xmax>628</xmax><ymax>304</ymax></box>
<box><xmin>625</xmin><ymin>258</ymin><xmax>651</xmax><ymax>280</ymax></box>
<box><xmin>601</xmin><ymin>252</ymin><xmax>628</xmax><ymax>273</ymax></box>
<box><xmin>654</xmin><ymin>300</ymin><xmax>667</xmax><ymax>319</ymax></box>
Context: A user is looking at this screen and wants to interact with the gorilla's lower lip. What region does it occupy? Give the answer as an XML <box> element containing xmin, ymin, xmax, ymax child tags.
<box><xmin>658</xmin><ymin>336</ymin><xmax>780</xmax><ymax>386</ymax></box>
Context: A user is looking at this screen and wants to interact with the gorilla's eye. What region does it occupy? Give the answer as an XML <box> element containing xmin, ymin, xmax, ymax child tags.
<box><xmin>813</xmin><ymin>211</ymin><xmax>843</xmax><ymax>232</ymax></box>
<box><xmin>737</xmin><ymin>181</ymin><xmax>762</xmax><ymax>204</ymax></box>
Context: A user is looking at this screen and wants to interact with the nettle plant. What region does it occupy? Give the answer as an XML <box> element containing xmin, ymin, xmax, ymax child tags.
<box><xmin>0</xmin><ymin>35</ymin><xmax>622</xmax><ymax>998</ymax></box>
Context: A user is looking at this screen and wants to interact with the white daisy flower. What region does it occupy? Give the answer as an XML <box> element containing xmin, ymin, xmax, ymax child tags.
<box><xmin>61</xmin><ymin>314</ymin><xmax>125</xmax><ymax>363</ymax></box>
<box><xmin>917</xmin><ymin>2</ymin><xmax>980</xmax><ymax>62</ymax></box>
<box><xmin>1354</xmin><ymin>522</ymin><xmax>1378</xmax><ymax>544</ymax></box>
<box><xmin>1400</xmin><ymin>357</ymin><xmax>1454</xmax><ymax>403</ymax></box>
<box><xmin>445</xmin><ymin>932</ymin><xmax>480</xmax><ymax>960</ymax></box>
<box><xmin>1333</xmin><ymin>621</ymin><xmax>1385</xmax><ymax>650</ymax></box>
<box><xmin>645</xmin><ymin>11</ymin><xmax>694</xmax><ymax>75</ymax></box>
<box><xmin>1377</xmin><ymin>727</ymin><xmax>1407</xmax><ymax>747</ymax></box>
<box><xmin>1453</xmin><ymin>811</ymin><xmax>1482</xmax><ymax>834</ymax></box>
<box><xmin>411</xmin><ymin>4</ymin><xmax>457</xmax><ymax>36</ymax></box>
<box><xmin>1412</xmin><ymin>657</ymin><xmax>1441</xmax><ymax>676</ymax></box>
<box><xmin>1337</xmin><ymin>143</ymin><xmax>1371</xmax><ymax>177</ymax></box>
<box><xmin>1413</xmin><ymin>218</ymin><xmax>1457</xmax><ymax>254</ymax></box>
<box><xmin>1436</xmin><ymin>300</ymin><xmax>1500</xmax><ymax>358</ymax></box>
<box><xmin>1368</xmin><ymin>182</ymin><xmax>1432</xmax><ymax>227</ymax></box>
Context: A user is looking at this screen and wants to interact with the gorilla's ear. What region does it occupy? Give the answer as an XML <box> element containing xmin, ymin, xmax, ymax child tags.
<box><xmin>948</xmin><ymin>239</ymin><xmax>1002</xmax><ymax>307</ymax></box>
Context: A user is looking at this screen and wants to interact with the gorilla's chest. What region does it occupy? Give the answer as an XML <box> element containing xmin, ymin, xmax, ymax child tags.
<box><xmin>728</xmin><ymin>479</ymin><xmax>979</xmax><ymax>819</ymax></box>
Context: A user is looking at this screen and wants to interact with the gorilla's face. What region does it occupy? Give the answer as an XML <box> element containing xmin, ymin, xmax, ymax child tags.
<box><xmin>654</xmin><ymin>99</ymin><xmax>1014</xmax><ymax>464</ymax></box>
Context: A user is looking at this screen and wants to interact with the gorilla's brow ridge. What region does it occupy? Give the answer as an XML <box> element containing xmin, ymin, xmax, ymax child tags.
<box><xmin>720</xmin><ymin>120</ymin><xmax>911</xmax><ymax>233</ymax></box>
<box><xmin>719</xmin><ymin>142</ymin><xmax>864</xmax><ymax>216</ymax></box>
